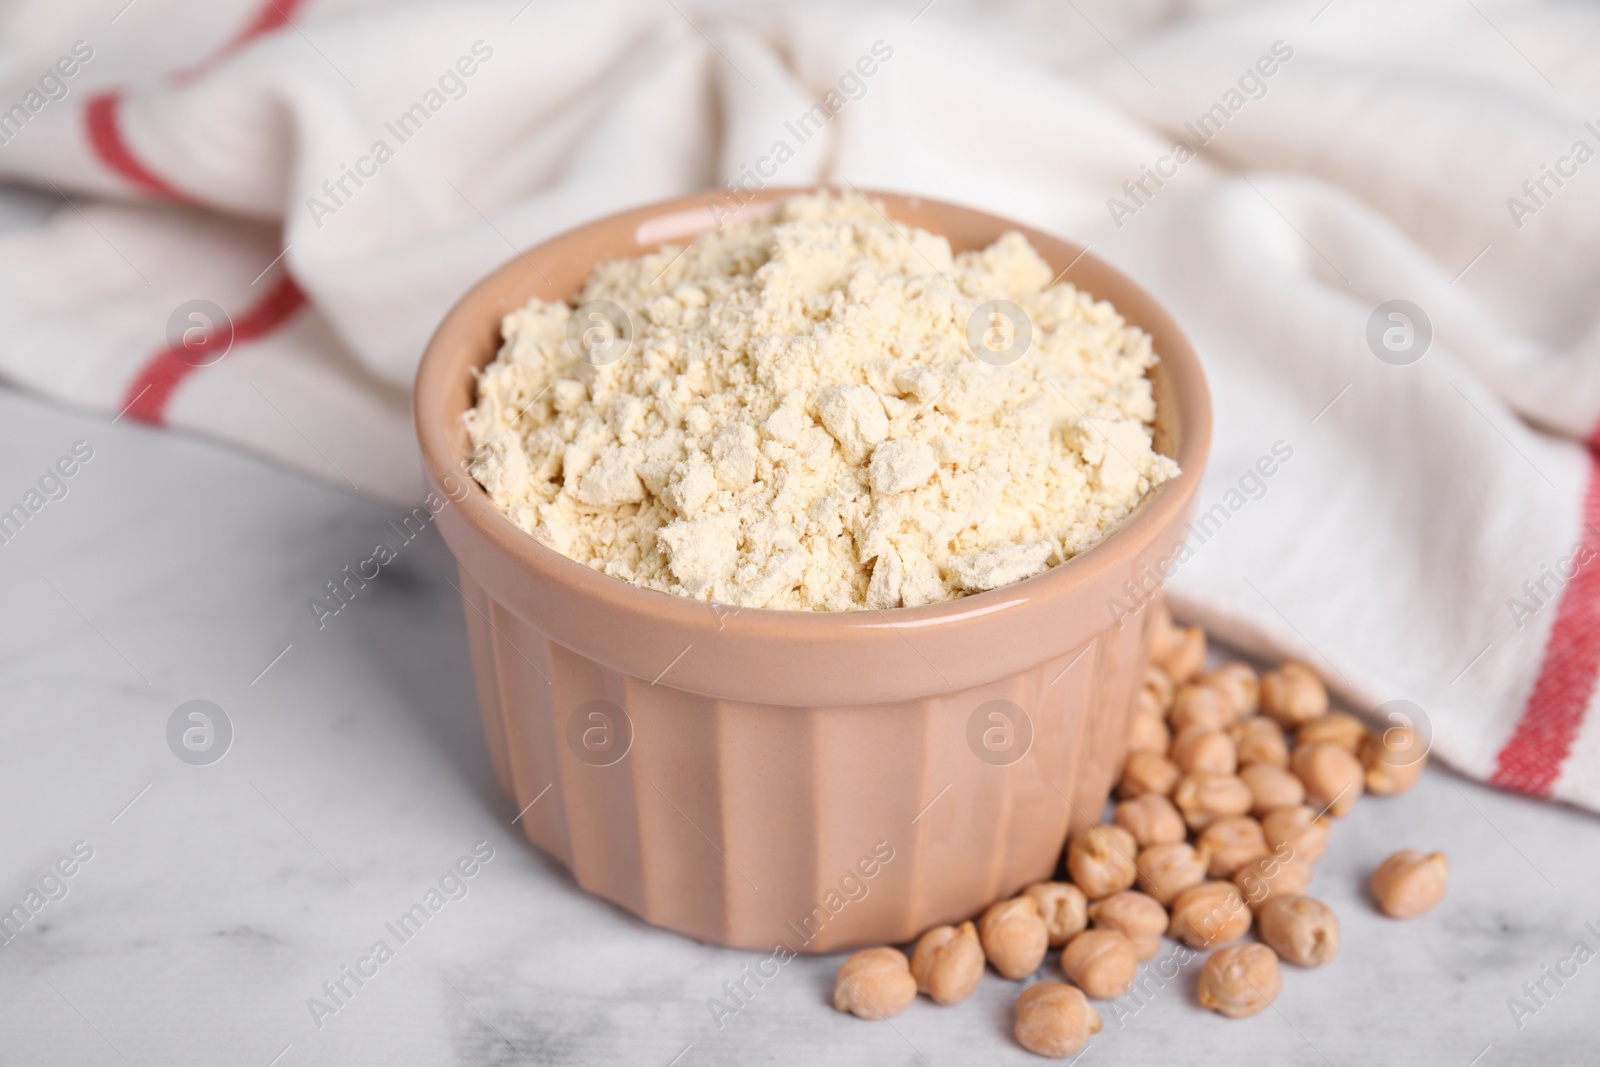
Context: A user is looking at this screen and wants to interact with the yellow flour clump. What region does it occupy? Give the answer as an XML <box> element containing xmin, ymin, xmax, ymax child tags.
<box><xmin>465</xmin><ymin>191</ymin><xmax>1177</xmax><ymax>611</ymax></box>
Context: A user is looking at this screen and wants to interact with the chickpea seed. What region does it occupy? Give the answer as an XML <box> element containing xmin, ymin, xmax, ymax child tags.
<box><xmin>1295</xmin><ymin>711</ymin><xmax>1367</xmax><ymax>752</ymax></box>
<box><xmin>1133</xmin><ymin>686</ymin><xmax>1164</xmax><ymax>720</ymax></box>
<box><xmin>1128</xmin><ymin>708</ymin><xmax>1171</xmax><ymax>756</ymax></box>
<box><xmin>1197</xmin><ymin>943</ymin><xmax>1282</xmax><ymax>1018</ymax></box>
<box><xmin>1162</xmin><ymin>626</ymin><xmax>1207</xmax><ymax>683</ymax></box>
<box><xmin>1173</xmin><ymin>772</ymin><xmax>1254</xmax><ymax>830</ymax></box>
<box><xmin>1169</xmin><ymin>684</ymin><xmax>1231</xmax><ymax>732</ymax></box>
<box><xmin>1113</xmin><ymin>794</ymin><xmax>1187</xmax><ymax>848</ymax></box>
<box><xmin>910</xmin><ymin>921</ymin><xmax>985</xmax><ymax>1004</ymax></box>
<box><xmin>1013</xmin><ymin>981</ymin><xmax>1102</xmax><ymax>1058</ymax></box>
<box><xmin>1023</xmin><ymin>882</ymin><xmax>1088</xmax><ymax>947</ymax></box>
<box><xmin>1234</xmin><ymin>852</ymin><xmax>1314</xmax><ymax>911</ymax></box>
<box><xmin>1291</xmin><ymin>742</ymin><xmax>1364</xmax><ymax>817</ymax></box>
<box><xmin>1059</xmin><ymin>928</ymin><xmax>1139</xmax><ymax>999</ymax></box>
<box><xmin>1239</xmin><ymin>763</ymin><xmax>1306</xmax><ymax>817</ymax></box>
<box><xmin>1230</xmin><ymin>716</ymin><xmax>1289</xmax><ymax>769</ymax></box>
<box><xmin>1144</xmin><ymin>665</ymin><xmax>1176</xmax><ymax>712</ymax></box>
<box><xmin>1260</xmin><ymin>805</ymin><xmax>1330</xmax><ymax>864</ymax></box>
<box><xmin>1168</xmin><ymin>881</ymin><xmax>1252</xmax><ymax>949</ymax></box>
<box><xmin>1118</xmin><ymin>751</ymin><xmax>1180</xmax><ymax>800</ymax></box>
<box><xmin>833</xmin><ymin>947</ymin><xmax>918</xmax><ymax>1019</ymax></box>
<box><xmin>1087</xmin><ymin>890</ymin><xmax>1168</xmax><ymax>960</ymax></box>
<box><xmin>1171</xmin><ymin>725</ymin><xmax>1238</xmax><ymax>776</ymax></box>
<box><xmin>980</xmin><ymin>896</ymin><xmax>1050</xmax><ymax>979</ymax></box>
<box><xmin>1371</xmin><ymin>849</ymin><xmax>1449</xmax><ymax>919</ymax></box>
<box><xmin>1203</xmin><ymin>662</ymin><xmax>1260</xmax><ymax>719</ymax></box>
<box><xmin>1195</xmin><ymin>815</ymin><xmax>1270</xmax><ymax>879</ymax></box>
<box><xmin>1148</xmin><ymin>603</ymin><xmax>1183</xmax><ymax>667</ymax></box>
<box><xmin>1362</xmin><ymin>726</ymin><xmax>1428</xmax><ymax>795</ymax></box>
<box><xmin>1260</xmin><ymin>662</ymin><xmax>1328</xmax><ymax>726</ymax></box>
<box><xmin>1135</xmin><ymin>841</ymin><xmax>1210</xmax><ymax>905</ymax></box>
<box><xmin>1257</xmin><ymin>896</ymin><xmax>1340</xmax><ymax>967</ymax></box>
<box><xmin>1067</xmin><ymin>825</ymin><xmax>1139</xmax><ymax>900</ymax></box>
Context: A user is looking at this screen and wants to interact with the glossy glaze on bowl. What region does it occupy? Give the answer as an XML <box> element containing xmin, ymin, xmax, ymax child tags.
<box><xmin>415</xmin><ymin>188</ymin><xmax>1211</xmax><ymax>952</ymax></box>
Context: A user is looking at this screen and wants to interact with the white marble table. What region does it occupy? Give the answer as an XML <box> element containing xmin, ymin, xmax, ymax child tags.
<box><xmin>0</xmin><ymin>384</ymin><xmax>1594</xmax><ymax>1066</ymax></box>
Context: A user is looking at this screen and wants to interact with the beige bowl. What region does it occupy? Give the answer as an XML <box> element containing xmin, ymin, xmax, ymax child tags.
<box><xmin>414</xmin><ymin>188</ymin><xmax>1211</xmax><ymax>953</ymax></box>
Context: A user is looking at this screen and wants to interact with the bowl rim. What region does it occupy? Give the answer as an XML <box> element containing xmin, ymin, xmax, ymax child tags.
<box><xmin>414</xmin><ymin>186</ymin><xmax>1212</xmax><ymax>638</ymax></box>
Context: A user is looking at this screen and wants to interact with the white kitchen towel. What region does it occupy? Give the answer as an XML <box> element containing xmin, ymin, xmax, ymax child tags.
<box><xmin>2</xmin><ymin>0</ymin><xmax>1599</xmax><ymax>809</ymax></box>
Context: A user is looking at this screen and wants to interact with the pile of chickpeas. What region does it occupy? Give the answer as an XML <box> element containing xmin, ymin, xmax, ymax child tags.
<box><xmin>832</xmin><ymin>606</ymin><xmax>1450</xmax><ymax>1057</ymax></box>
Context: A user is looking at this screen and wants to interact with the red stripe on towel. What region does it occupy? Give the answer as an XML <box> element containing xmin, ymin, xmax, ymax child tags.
<box><xmin>1490</xmin><ymin>449</ymin><xmax>1600</xmax><ymax>796</ymax></box>
<box><xmin>85</xmin><ymin>0</ymin><xmax>314</xmax><ymax>425</ymax></box>
<box><xmin>175</xmin><ymin>0</ymin><xmax>310</xmax><ymax>80</ymax></box>
<box><xmin>85</xmin><ymin>90</ymin><xmax>193</xmax><ymax>201</ymax></box>
<box><xmin>87</xmin><ymin>0</ymin><xmax>312</xmax><ymax>193</ymax></box>
<box><xmin>225</xmin><ymin>0</ymin><xmax>307</xmax><ymax>50</ymax></box>
<box><xmin>120</xmin><ymin>273</ymin><xmax>308</xmax><ymax>426</ymax></box>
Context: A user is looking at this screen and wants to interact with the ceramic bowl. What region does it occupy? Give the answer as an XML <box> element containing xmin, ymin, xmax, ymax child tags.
<box><xmin>413</xmin><ymin>188</ymin><xmax>1211</xmax><ymax>952</ymax></box>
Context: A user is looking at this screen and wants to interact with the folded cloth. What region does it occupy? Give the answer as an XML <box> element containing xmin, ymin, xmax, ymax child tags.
<box><xmin>2</xmin><ymin>0</ymin><xmax>1598</xmax><ymax>809</ymax></box>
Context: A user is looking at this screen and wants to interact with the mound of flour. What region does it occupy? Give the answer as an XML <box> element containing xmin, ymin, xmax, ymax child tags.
<box><xmin>465</xmin><ymin>192</ymin><xmax>1178</xmax><ymax>611</ymax></box>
